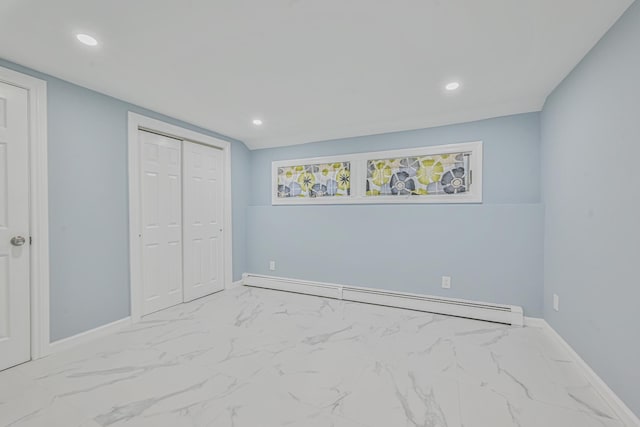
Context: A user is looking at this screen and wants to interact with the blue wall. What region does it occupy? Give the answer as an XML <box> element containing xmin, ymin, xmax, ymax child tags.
<box><xmin>541</xmin><ymin>0</ymin><xmax>640</xmax><ymax>416</ymax></box>
<box><xmin>0</xmin><ymin>58</ymin><xmax>250</xmax><ymax>341</ymax></box>
<box><xmin>248</xmin><ymin>113</ymin><xmax>545</xmax><ymax>316</ymax></box>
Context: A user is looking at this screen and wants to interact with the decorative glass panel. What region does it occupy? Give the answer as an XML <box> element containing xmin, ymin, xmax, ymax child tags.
<box><xmin>365</xmin><ymin>152</ymin><xmax>469</xmax><ymax>197</ymax></box>
<box><xmin>272</xmin><ymin>142</ymin><xmax>481</xmax><ymax>205</ymax></box>
<box><xmin>277</xmin><ymin>162</ymin><xmax>351</xmax><ymax>199</ymax></box>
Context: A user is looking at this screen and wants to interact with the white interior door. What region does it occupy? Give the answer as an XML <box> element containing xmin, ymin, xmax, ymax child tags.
<box><xmin>139</xmin><ymin>130</ymin><xmax>183</xmax><ymax>315</ymax></box>
<box><xmin>183</xmin><ymin>141</ymin><xmax>224</xmax><ymax>302</ymax></box>
<box><xmin>0</xmin><ymin>81</ymin><xmax>31</xmax><ymax>370</ymax></box>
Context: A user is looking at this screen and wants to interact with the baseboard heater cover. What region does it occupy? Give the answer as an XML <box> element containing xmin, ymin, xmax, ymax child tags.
<box><xmin>242</xmin><ymin>274</ymin><xmax>524</xmax><ymax>326</ymax></box>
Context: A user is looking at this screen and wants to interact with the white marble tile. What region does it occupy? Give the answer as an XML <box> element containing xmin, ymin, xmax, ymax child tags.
<box><xmin>0</xmin><ymin>368</ymin><xmax>96</xmax><ymax>427</ymax></box>
<box><xmin>0</xmin><ymin>286</ymin><xmax>624</xmax><ymax>427</ymax></box>
<box><xmin>334</xmin><ymin>362</ymin><xmax>462</xmax><ymax>427</ymax></box>
<box><xmin>453</xmin><ymin>325</ymin><xmax>618</xmax><ymax>420</ymax></box>
<box><xmin>459</xmin><ymin>383</ymin><xmax>623</xmax><ymax>427</ymax></box>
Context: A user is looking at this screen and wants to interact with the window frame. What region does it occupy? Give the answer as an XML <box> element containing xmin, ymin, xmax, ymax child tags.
<box><xmin>271</xmin><ymin>141</ymin><xmax>483</xmax><ymax>205</ymax></box>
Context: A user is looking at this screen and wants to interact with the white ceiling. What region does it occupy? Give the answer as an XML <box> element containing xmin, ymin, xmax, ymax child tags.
<box><xmin>0</xmin><ymin>0</ymin><xmax>633</xmax><ymax>149</ymax></box>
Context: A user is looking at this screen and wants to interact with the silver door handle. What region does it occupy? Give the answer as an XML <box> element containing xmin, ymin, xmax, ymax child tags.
<box><xmin>10</xmin><ymin>236</ymin><xmax>26</xmax><ymax>246</ymax></box>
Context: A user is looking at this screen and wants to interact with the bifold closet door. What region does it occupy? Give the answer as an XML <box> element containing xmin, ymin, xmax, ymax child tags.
<box><xmin>139</xmin><ymin>130</ymin><xmax>183</xmax><ymax>315</ymax></box>
<box><xmin>182</xmin><ymin>141</ymin><xmax>224</xmax><ymax>302</ymax></box>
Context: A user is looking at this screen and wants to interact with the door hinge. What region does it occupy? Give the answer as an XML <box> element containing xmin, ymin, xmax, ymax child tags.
<box><xmin>30</xmin><ymin>236</ymin><xmax>33</xmax><ymax>245</ymax></box>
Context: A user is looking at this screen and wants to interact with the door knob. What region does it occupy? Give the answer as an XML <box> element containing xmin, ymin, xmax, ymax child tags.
<box><xmin>10</xmin><ymin>236</ymin><xmax>26</xmax><ymax>247</ymax></box>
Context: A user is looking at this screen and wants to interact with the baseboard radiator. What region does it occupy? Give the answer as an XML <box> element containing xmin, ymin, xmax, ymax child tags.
<box><xmin>242</xmin><ymin>274</ymin><xmax>524</xmax><ymax>326</ymax></box>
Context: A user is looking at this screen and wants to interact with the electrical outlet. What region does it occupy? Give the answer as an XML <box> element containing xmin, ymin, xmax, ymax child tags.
<box><xmin>553</xmin><ymin>294</ymin><xmax>560</xmax><ymax>311</ymax></box>
<box><xmin>441</xmin><ymin>276</ymin><xmax>451</xmax><ymax>289</ymax></box>
<box><xmin>269</xmin><ymin>261</ymin><xmax>276</xmax><ymax>271</ymax></box>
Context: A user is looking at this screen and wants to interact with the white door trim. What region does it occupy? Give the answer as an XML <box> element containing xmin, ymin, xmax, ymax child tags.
<box><xmin>127</xmin><ymin>112</ymin><xmax>232</xmax><ymax>323</ymax></box>
<box><xmin>0</xmin><ymin>66</ymin><xmax>50</xmax><ymax>360</ymax></box>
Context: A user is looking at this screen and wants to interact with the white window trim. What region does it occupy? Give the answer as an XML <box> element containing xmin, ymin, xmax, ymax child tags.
<box><xmin>0</xmin><ymin>66</ymin><xmax>50</xmax><ymax>359</ymax></box>
<box><xmin>127</xmin><ymin>112</ymin><xmax>233</xmax><ymax>323</ymax></box>
<box><xmin>272</xmin><ymin>141</ymin><xmax>483</xmax><ymax>205</ymax></box>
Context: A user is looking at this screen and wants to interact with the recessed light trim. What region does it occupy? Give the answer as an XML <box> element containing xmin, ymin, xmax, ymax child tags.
<box><xmin>252</xmin><ymin>119</ymin><xmax>263</xmax><ymax>126</ymax></box>
<box><xmin>445</xmin><ymin>82</ymin><xmax>461</xmax><ymax>91</ymax></box>
<box><xmin>76</xmin><ymin>33</ymin><xmax>98</xmax><ymax>46</ymax></box>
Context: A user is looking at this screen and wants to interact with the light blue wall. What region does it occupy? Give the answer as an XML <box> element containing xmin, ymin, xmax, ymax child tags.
<box><xmin>248</xmin><ymin>113</ymin><xmax>544</xmax><ymax>316</ymax></box>
<box><xmin>540</xmin><ymin>0</ymin><xmax>640</xmax><ymax>417</ymax></box>
<box><xmin>0</xmin><ymin>58</ymin><xmax>251</xmax><ymax>341</ymax></box>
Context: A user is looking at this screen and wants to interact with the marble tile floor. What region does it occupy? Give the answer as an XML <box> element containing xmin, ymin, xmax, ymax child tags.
<box><xmin>0</xmin><ymin>286</ymin><xmax>624</xmax><ymax>427</ymax></box>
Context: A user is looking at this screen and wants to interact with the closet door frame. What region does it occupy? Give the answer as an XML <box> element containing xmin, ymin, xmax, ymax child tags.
<box><xmin>127</xmin><ymin>112</ymin><xmax>232</xmax><ymax>323</ymax></box>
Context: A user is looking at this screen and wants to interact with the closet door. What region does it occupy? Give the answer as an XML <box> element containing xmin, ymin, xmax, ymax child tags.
<box><xmin>139</xmin><ymin>130</ymin><xmax>183</xmax><ymax>315</ymax></box>
<box><xmin>183</xmin><ymin>141</ymin><xmax>224</xmax><ymax>302</ymax></box>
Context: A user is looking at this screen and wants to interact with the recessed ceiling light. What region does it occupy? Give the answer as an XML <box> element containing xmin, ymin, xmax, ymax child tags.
<box><xmin>445</xmin><ymin>82</ymin><xmax>461</xmax><ymax>91</ymax></box>
<box><xmin>76</xmin><ymin>33</ymin><xmax>98</xmax><ymax>46</ymax></box>
<box><xmin>252</xmin><ymin>119</ymin><xmax>263</xmax><ymax>126</ymax></box>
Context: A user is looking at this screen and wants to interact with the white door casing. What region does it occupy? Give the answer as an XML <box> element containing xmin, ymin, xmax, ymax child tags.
<box><xmin>139</xmin><ymin>130</ymin><xmax>183</xmax><ymax>315</ymax></box>
<box><xmin>183</xmin><ymin>141</ymin><xmax>224</xmax><ymax>301</ymax></box>
<box><xmin>0</xmin><ymin>81</ymin><xmax>31</xmax><ymax>370</ymax></box>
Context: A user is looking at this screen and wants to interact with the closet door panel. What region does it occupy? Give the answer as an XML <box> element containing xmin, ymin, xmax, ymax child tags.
<box><xmin>140</xmin><ymin>130</ymin><xmax>183</xmax><ymax>315</ymax></box>
<box><xmin>183</xmin><ymin>141</ymin><xmax>224</xmax><ymax>302</ymax></box>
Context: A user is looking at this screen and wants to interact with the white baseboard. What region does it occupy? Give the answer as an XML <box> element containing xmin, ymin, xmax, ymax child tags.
<box><xmin>227</xmin><ymin>279</ymin><xmax>245</xmax><ymax>290</ymax></box>
<box><xmin>524</xmin><ymin>316</ymin><xmax>546</xmax><ymax>328</ymax></box>
<box><xmin>47</xmin><ymin>317</ymin><xmax>132</xmax><ymax>356</ymax></box>
<box><xmin>542</xmin><ymin>320</ymin><xmax>639</xmax><ymax>426</ymax></box>
<box><xmin>243</xmin><ymin>273</ymin><xmax>524</xmax><ymax>326</ymax></box>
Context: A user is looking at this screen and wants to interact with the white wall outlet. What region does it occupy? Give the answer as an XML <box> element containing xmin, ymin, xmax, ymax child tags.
<box><xmin>269</xmin><ymin>261</ymin><xmax>276</xmax><ymax>271</ymax></box>
<box><xmin>441</xmin><ymin>276</ymin><xmax>451</xmax><ymax>289</ymax></box>
<box><xmin>553</xmin><ymin>294</ymin><xmax>560</xmax><ymax>311</ymax></box>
